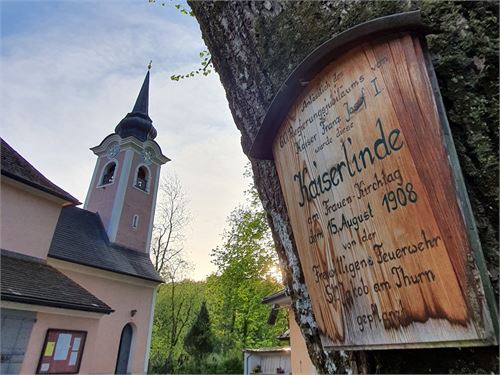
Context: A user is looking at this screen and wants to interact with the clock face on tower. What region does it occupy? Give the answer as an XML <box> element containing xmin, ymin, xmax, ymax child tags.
<box><xmin>142</xmin><ymin>148</ymin><xmax>153</xmax><ymax>164</ymax></box>
<box><xmin>107</xmin><ymin>143</ymin><xmax>120</xmax><ymax>158</ymax></box>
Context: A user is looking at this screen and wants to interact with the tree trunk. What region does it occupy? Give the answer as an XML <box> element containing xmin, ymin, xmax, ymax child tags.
<box><xmin>189</xmin><ymin>1</ymin><xmax>498</xmax><ymax>373</ymax></box>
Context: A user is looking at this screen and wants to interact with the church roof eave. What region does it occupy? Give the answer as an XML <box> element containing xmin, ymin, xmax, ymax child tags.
<box><xmin>1</xmin><ymin>138</ymin><xmax>80</xmax><ymax>205</ymax></box>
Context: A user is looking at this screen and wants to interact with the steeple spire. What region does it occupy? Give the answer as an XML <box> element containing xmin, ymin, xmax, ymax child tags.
<box><xmin>114</xmin><ymin>67</ymin><xmax>157</xmax><ymax>141</ymax></box>
<box><xmin>132</xmin><ymin>70</ymin><xmax>149</xmax><ymax>115</ymax></box>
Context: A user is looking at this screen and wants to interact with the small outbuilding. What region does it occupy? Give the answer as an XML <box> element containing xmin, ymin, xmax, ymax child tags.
<box><xmin>243</xmin><ymin>347</ymin><xmax>291</xmax><ymax>375</ymax></box>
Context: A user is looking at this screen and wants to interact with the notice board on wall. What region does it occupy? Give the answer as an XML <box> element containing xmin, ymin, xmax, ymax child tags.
<box><xmin>37</xmin><ymin>329</ymin><xmax>86</xmax><ymax>374</ymax></box>
<box><xmin>250</xmin><ymin>11</ymin><xmax>497</xmax><ymax>350</ymax></box>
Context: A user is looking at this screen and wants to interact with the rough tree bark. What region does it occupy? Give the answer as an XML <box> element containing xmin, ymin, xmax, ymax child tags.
<box><xmin>189</xmin><ymin>1</ymin><xmax>498</xmax><ymax>373</ymax></box>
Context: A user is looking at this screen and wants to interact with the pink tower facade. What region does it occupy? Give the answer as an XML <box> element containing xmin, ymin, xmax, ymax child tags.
<box><xmin>84</xmin><ymin>70</ymin><xmax>169</xmax><ymax>253</ymax></box>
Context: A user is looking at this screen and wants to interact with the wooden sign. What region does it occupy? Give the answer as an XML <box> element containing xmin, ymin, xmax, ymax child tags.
<box><xmin>250</xmin><ymin>12</ymin><xmax>497</xmax><ymax>349</ymax></box>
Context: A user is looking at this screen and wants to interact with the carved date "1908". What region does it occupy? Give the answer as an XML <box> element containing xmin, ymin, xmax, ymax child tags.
<box><xmin>382</xmin><ymin>182</ymin><xmax>418</xmax><ymax>213</ymax></box>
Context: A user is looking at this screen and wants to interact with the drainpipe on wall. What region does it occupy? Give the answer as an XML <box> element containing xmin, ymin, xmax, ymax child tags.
<box><xmin>245</xmin><ymin>352</ymin><xmax>254</xmax><ymax>375</ymax></box>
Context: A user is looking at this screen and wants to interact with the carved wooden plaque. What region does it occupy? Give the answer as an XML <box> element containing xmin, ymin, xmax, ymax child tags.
<box><xmin>265</xmin><ymin>28</ymin><xmax>497</xmax><ymax>349</ymax></box>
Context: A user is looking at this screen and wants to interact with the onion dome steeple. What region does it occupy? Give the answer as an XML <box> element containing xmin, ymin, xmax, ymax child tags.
<box><xmin>115</xmin><ymin>66</ymin><xmax>157</xmax><ymax>141</ymax></box>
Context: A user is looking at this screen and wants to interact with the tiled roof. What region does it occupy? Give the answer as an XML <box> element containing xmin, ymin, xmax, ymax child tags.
<box><xmin>1</xmin><ymin>249</ymin><xmax>113</xmax><ymax>314</ymax></box>
<box><xmin>49</xmin><ymin>206</ymin><xmax>163</xmax><ymax>283</ymax></box>
<box><xmin>1</xmin><ymin>138</ymin><xmax>80</xmax><ymax>204</ymax></box>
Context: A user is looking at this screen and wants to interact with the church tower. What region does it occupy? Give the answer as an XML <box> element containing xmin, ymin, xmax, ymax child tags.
<box><xmin>84</xmin><ymin>69</ymin><xmax>169</xmax><ymax>253</ymax></box>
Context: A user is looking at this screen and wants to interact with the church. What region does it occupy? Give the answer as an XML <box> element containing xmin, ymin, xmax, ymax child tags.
<box><xmin>1</xmin><ymin>70</ymin><xmax>166</xmax><ymax>374</ymax></box>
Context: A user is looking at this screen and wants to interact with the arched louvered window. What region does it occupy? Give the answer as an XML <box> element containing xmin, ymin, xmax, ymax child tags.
<box><xmin>101</xmin><ymin>162</ymin><xmax>116</xmax><ymax>185</ymax></box>
<box><xmin>135</xmin><ymin>166</ymin><xmax>149</xmax><ymax>191</ymax></box>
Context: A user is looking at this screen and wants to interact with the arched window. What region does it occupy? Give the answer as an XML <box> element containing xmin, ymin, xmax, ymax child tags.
<box><xmin>135</xmin><ymin>166</ymin><xmax>149</xmax><ymax>191</ymax></box>
<box><xmin>101</xmin><ymin>162</ymin><xmax>116</xmax><ymax>185</ymax></box>
<box><xmin>115</xmin><ymin>324</ymin><xmax>133</xmax><ymax>374</ymax></box>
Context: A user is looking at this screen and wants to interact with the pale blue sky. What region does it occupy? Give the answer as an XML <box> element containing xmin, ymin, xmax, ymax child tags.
<box><xmin>0</xmin><ymin>0</ymin><xmax>248</xmax><ymax>280</ymax></box>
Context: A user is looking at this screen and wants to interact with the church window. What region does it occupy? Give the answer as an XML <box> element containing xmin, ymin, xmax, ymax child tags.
<box><xmin>132</xmin><ymin>215</ymin><xmax>139</xmax><ymax>229</ymax></box>
<box><xmin>101</xmin><ymin>162</ymin><xmax>116</xmax><ymax>186</ymax></box>
<box><xmin>135</xmin><ymin>166</ymin><xmax>149</xmax><ymax>191</ymax></box>
<box><xmin>115</xmin><ymin>324</ymin><xmax>134</xmax><ymax>374</ymax></box>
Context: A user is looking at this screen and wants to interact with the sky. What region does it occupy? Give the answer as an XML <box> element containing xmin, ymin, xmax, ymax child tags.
<box><xmin>0</xmin><ymin>0</ymin><xmax>248</xmax><ymax>280</ymax></box>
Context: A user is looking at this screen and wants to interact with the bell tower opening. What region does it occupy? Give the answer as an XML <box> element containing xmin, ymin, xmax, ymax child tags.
<box><xmin>100</xmin><ymin>162</ymin><xmax>116</xmax><ymax>186</ymax></box>
<box><xmin>135</xmin><ymin>166</ymin><xmax>149</xmax><ymax>192</ymax></box>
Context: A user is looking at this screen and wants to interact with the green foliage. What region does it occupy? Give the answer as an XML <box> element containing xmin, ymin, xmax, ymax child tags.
<box><xmin>150</xmin><ymin>168</ymin><xmax>286</xmax><ymax>373</ymax></box>
<box><xmin>172</xmin><ymin>350</ymin><xmax>243</xmax><ymax>374</ymax></box>
<box><xmin>170</xmin><ymin>50</ymin><xmax>213</xmax><ymax>81</ymax></box>
<box><xmin>212</xmin><ymin>165</ymin><xmax>277</xmax><ymax>280</ymax></box>
<box><xmin>218</xmin><ymin>352</ymin><xmax>243</xmax><ymax>374</ymax></box>
<box><xmin>206</xmin><ymin>170</ymin><xmax>287</xmax><ymax>352</ymax></box>
<box><xmin>149</xmin><ymin>280</ymin><xmax>205</xmax><ymax>373</ymax></box>
<box><xmin>148</xmin><ymin>0</ymin><xmax>193</xmax><ymax>16</ymax></box>
<box><xmin>184</xmin><ymin>301</ymin><xmax>214</xmax><ymax>357</ymax></box>
<box><xmin>174</xmin><ymin>3</ymin><xmax>193</xmax><ymax>16</ymax></box>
